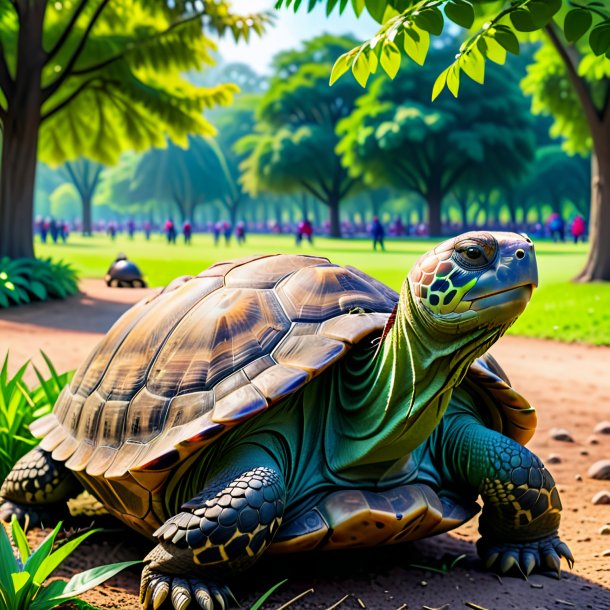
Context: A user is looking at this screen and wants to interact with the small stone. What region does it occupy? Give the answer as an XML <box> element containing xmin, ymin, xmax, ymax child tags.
<box><xmin>420</xmin><ymin>580</ymin><xmax>427</xmax><ymax>587</ymax></box>
<box><xmin>575</xmin><ymin>474</ymin><xmax>583</xmax><ymax>481</ymax></box>
<box><xmin>602</xmin><ymin>549</ymin><xmax>610</xmax><ymax>557</ymax></box>
<box><xmin>588</xmin><ymin>460</ymin><xmax>610</xmax><ymax>480</ymax></box>
<box><xmin>549</xmin><ymin>428</ymin><xmax>574</xmax><ymax>442</ymax></box>
<box><xmin>592</xmin><ymin>491</ymin><xmax>610</xmax><ymax>505</ymax></box>
<box><xmin>580</xmin><ymin>450</ymin><xmax>589</xmax><ymax>456</ymax></box>
<box><xmin>599</xmin><ymin>525</ymin><xmax>610</xmax><ymax>535</ymax></box>
<box><xmin>594</xmin><ymin>421</ymin><xmax>610</xmax><ymax>435</ymax></box>
<box><xmin>588</xmin><ymin>436</ymin><xmax>599</xmax><ymax>445</ymax></box>
<box><xmin>530</xmin><ymin>583</ymin><xmax>543</xmax><ymax>589</ymax></box>
<box><xmin>547</xmin><ymin>454</ymin><xmax>562</xmax><ymax>464</ymax></box>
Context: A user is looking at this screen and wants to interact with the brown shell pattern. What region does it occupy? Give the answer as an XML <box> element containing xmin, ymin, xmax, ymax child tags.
<box><xmin>31</xmin><ymin>255</ymin><xmax>397</xmax><ymax>481</ymax></box>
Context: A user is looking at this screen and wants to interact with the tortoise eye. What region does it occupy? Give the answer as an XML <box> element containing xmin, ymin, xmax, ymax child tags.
<box><xmin>454</xmin><ymin>238</ymin><xmax>496</xmax><ymax>269</ymax></box>
<box><xmin>466</xmin><ymin>246</ymin><xmax>482</xmax><ymax>260</ymax></box>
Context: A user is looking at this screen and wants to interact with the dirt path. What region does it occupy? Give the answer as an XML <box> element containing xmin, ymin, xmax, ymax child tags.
<box><xmin>1</xmin><ymin>281</ymin><xmax>609</xmax><ymax>610</ymax></box>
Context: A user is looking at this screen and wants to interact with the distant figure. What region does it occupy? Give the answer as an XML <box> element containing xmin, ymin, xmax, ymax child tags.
<box><xmin>371</xmin><ymin>216</ymin><xmax>385</xmax><ymax>251</ymax></box>
<box><xmin>165</xmin><ymin>218</ymin><xmax>177</xmax><ymax>244</ymax></box>
<box><xmin>49</xmin><ymin>218</ymin><xmax>59</xmax><ymax>244</ymax></box>
<box><xmin>213</xmin><ymin>221</ymin><xmax>222</xmax><ymax>246</ymax></box>
<box><xmin>223</xmin><ymin>221</ymin><xmax>232</xmax><ymax>246</ymax></box>
<box><xmin>35</xmin><ymin>217</ymin><xmax>47</xmax><ymax>244</ymax></box>
<box><xmin>235</xmin><ymin>221</ymin><xmax>246</xmax><ymax>245</ymax></box>
<box><xmin>391</xmin><ymin>216</ymin><xmax>405</xmax><ymax>237</ymax></box>
<box><xmin>547</xmin><ymin>213</ymin><xmax>565</xmax><ymax>242</ymax></box>
<box><xmin>183</xmin><ymin>220</ymin><xmax>192</xmax><ymax>245</ymax></box>
<box><xmin>143</xmin><ymin>221</ymin><xmax>152</xmax><ymax>241</ymax></box>
<box><xmin>107</xmin><ymin>221</ymin><xmax>117</xmax><ymax>241</ymax></box>
<box><xmin>127</xmin><ymin>219</ymin><xmax>136</xmax><ymax>240</ymax></box>
<box><xmin>296</xmin><ymin>217</ymin><xmax>314</xmax><ymax>245</ymax></box>
<box><xmin>59</xmin><ymin>220</ymin><xmax>69</xmax><ymax>244</ymax></box>
<box><xmin>570</xmin><ymin>215</ymin><xmax>586</xmax><ymax>243</ymax></box>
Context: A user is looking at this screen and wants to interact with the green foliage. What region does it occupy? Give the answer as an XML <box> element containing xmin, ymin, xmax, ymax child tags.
<box><xmin>49</xmin><ymin>184</ymin><xmax>80</xmax><ymax>221</ymax></box>
<box><xmin>275</xmin><ymin>0</ymin><xmax>609</xmax><ymax>100</ymax></box>
<box><xmin>249</xmin><ymin>579</ymin><xmax>288</xmax><ymax>610</ymax></box>
<box><xmin>0</xmin><ymin>518</ymin><xmax>139</xmax><ymax>610</ymax></box>
<box><xmin>0</xmin><ymin>258</ymin><xmax>78</xmax><ymax>309</ymax></box>
<box><xmin>0</xmin><ymin>354</ymin><xmax>73</xmax><ymax>483</ymax></box>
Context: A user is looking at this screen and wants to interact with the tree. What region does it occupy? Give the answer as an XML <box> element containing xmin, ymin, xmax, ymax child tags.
<box><xmin>238</xmin><ymin>35</ymin><xmax>364</xmax><ymax>237</ymax></box>
<box><xmin>277</xmin><ymin>0</ymin><xmax>610</xmax><ymax>279</ymax></box>
<box><xmin>0</xmin><ymin>0</ymin><xmax>269</xmax><ymax>260</ymax></box>
<box><xmin>337</xmin><ymin>49</ymin><xmax>535</xmax><ymax>235</ymax></box>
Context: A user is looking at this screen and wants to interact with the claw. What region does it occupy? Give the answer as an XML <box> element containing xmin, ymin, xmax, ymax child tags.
<box><xmin>500</xmin><ymin>553</ymin><xmax>518</xmax><ymax>574</ymax></box>
<box><xmin>484</xmin><ymin>551</ymin><xmax>499</xmax><ymax>569</ymax></box>
<box><xmin>153</xmin><ymin>580</ymin><xmax>170</xmax><ymax>610</ymax></box>
<box><xmin>544</xmin><ymin>550</ymin><xmax>561</xmax><ymax>578</ymax></box>
<box><xmin>210</xmin><ymin>586</ymin><xmax>227</xmax><ymax>610</ymax></box>
<box><xmin>194</xmin><ymin>584</ymin><xmax>214</xmax><ymax>610</ymax></box>
<box><xmin>172</xmin><ymin>579</ymin><xmax>192</xmax><ymax>610</ymax></box>
<box><xmin>522</xmin><ymin>551</ymin><xmax>537</xmax><ymax>577</ymax></box>
<box><xmin>556</xmin><ymin>542</ymin><xmax>575</xmax><ymax>569</ymax></box>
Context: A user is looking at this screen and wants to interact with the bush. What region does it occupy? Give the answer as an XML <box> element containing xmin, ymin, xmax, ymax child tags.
<box><xmin>0</xmin><ymin>258</ymin><xmax>78</xmax><ymax>308</ymax></box>
<box><xmin>0</xmin><ymin>354</ymin><xmax>73</xmax><ymax>483</ymax></box>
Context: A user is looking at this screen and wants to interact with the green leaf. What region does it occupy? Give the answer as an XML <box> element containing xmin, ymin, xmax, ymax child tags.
<box><xmin>494</xmin><ymin>28</ymin><xmax>520</xmax><ymax>55</ymax></box>
<box><xmin>564</xmin><ymin>9</ymin><xmax>593</xmax><ymax>43</ymax></box>
<box><xmin>403</xmin><ymin>26</ymin><xmax>429</xmax><ymax>65</ymax></box>
<box><xmin>486</xmin><ymin>37</ymin><xmax>507</xmax><ymax>65</ymax></box>
<box><xmin>352</xmin><ymin>51</ymin><xmax>371</xmax><ymax>87</ymax></box>
<box><xmin>510</xmin><ymin>9</ymin><xmax>539</xmax><ymax>32</ymax></box>
<box><xmin>460</xmin><ymin>49</ymin><xmax>485</xmax><ymax>84</ymax></box>
<box><xmin>527</xmin><ymin>1</ymin><xmax>554</xmax><ymax>27</ymax></box>
<box><xmin>446</xmin><ymin>65</ymin><xmax>460</xmax><ymax>97</ymax></box>
<box><xmin>414</xmin><ymin>8</ymin><xmax>444</xmax><ymax>36</ymax></box>
<box><xmin>365</xmin><ymin>0</ymin><xmax>386</xmax><ymax>23</ymax></box>
<box><xmin>23</xmin><ymin>523</ymin><xmax>62</xmax><ymax>584</ymax></box>
<box><xmin>55</xmin><ymin>560</ymin><xmax>141</xmax><ymax>600</ymax></box>
<box><xmin>0</xmin><ymin>524</ymin><xmax>19</xmax><ymax>602</ymax></box>
<box><xmin>11</xmin><ymin>517</ymin><xmax>30</xmax><ymax>564</ymax></box>
<box><xmin>445</xmin><ymin>0</ymin><xmax>474</xmax><ymax>29</ymax></box>
<box><xmin>380</xmin><ymin>40</ymin><xmax>401</xmax><ymax>78</ymax></box>
<box><xmin>11</xmin><ymin>571</ymin><xmax>31</xmax><ymax>594</ymax></box>
<box><xmin>250</xmin><ymin>580</ymin><xmax>288</xmax><ymax>610</ymax></box>
<box><xmin>352</xmin><ymin>0</ymin><xmax>365</xmax><ymax>17</ymax></box>
<box><xmin>589</xmin><ymin>23</ymin><xmax>610</xmax><ymax>56</ymax></box>
<box><xmin>329</xmin><ymin>52</ymin><xmax>352</xmax><ymax>85</ymax></box>
<box><xmin>432</xmin><ymin>67</ymin><xmax>449</xmax><ymax>101</ymax></box>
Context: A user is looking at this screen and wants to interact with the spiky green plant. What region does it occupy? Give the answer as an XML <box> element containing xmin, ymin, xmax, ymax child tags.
<box><xmin>0</xmin><ymin>354</ymin><xmax>73</xmax><ymax>482</ymax></box>
<box><xmin>0</xmin><ymin>258</ymin><xmax>78</xmax><ymax>308</ymax></box>
<box><xmin>0</xmin><ymin>517</ymin><xmax>139</xmax><ymax>610</ymax></box>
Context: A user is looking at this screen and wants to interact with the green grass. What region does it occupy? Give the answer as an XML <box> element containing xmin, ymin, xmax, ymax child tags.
<box><xmin>37</xmin><ymin>233</ymin><xmax>610</xmax><ymax>345</ymax></box>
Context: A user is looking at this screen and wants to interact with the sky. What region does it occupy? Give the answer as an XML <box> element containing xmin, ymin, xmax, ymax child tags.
<box><xmin>217</xmin><ymin>0</ymin><xmax>378</xmax><ymax>71</ymax></box>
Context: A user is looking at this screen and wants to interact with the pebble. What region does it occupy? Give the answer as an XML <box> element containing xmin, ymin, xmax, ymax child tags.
<box><xmin>599</xmin><ymin>525</ymin><xmax>610</xmax><ymax>535</ymax></box>
<box><xmin>575</xmin><ymin>474</ymin><xmax>583</xmax><ymax>481</ymax></box>
<box><xmin>580</xmin><ymin>449</ymin><xmax>589</xmax><ymax>456</ymax></box>
<box><xmin>549</xmin><ymin>428</ymin><xmax>574</xmax><ymax>442</ymax></box>
<box><xmin>594</xmin><ymin>421</ymin><xmax>610</xmax><ymax>435</ymax></box>
<box><xmin>419</xmin><ymin>580</ymin><xmax>427</xmax><ymax>587</ymax></box>
<box><xmin>588</xmin><ymin>436</ymin><xmax>599</xmax><ymax>445</ymax></box>
<box><xmin>547</xmin><ymin>454</ymin><xmax>562</xmax><ymax>464</ymax></box>
<box><xmin>592</xmin><ymin>491</ymin><xmax>610</xmax><ymax>505</ymax></box>
<box><xmin>588</xmin><ymin>460</ymin><xmax>610</xmax><ymax>480</ymax></box>
<box><xmin>602</xmin><ymin>549</ymin><xmax>610</xmax><ymax>557</ymax></box>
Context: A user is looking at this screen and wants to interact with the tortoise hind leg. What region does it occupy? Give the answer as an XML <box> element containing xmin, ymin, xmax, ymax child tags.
<box><xmin>0</xmin><ymin>445</ymin><xmax>82</xmax><ymax>525</ymax></box>
<box><xmin>141</xmin><ymin>460</ymin><xmax>285</xmax><ymax>610</ymax></box>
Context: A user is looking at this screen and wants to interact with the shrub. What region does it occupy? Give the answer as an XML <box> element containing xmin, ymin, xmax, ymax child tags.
<box><xmin>0</xmin><ymin>258</ymin><xmax>78</xmax><ymax>308</ymax></box>
<box><xmin>0</xmin><ymin>517</ymin><xmax>139</xmax><ymax>610</ymax></box>
<box><xmin>0</xmin><ymin>354</ymin><xmax>73</xmax><ymax>483</ymax></box>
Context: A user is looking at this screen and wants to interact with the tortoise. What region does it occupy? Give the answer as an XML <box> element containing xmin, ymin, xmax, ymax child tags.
<box><xmin>105</xmin><ymin>253</ymin><xmax>147</xmax><ymax>288</ymax></box>
<box><xmin>0</xmin><ymin>231</ymin><xmax>572</xmax><ymax>610</ymax></box>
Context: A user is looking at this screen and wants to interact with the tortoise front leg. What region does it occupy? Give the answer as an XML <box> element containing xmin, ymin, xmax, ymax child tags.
<box><xmin>0</xmin><ymin>446</ymin><xmax>81</xmax><ymax>525</ymax></box>
<box><xmin>141</xmin><ymin>464</ymin><xmax>285</xmax><ymax>610</ymax></box>
<box><xmin>445</xmin><ymin>421</ymin><xmax>573</xmax><ymax>577</ymax></box>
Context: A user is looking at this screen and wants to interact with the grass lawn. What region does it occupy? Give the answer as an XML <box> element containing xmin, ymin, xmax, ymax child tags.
<box><xmin>37</xmin><ymin>233</ymin><xmax>610</xmax><ymax>346</ymax></box>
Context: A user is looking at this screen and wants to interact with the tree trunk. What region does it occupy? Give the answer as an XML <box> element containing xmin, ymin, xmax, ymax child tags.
<box><xmin>82</xmin><ymin>195</ymin><xmax>93</xmax><ymax>236</ymax></box>
<box><xmin>0</xmin><ymin>8</ymin><xmax>45</xmax><ymax>260</ymax></box>
<box><xmin>575</xmin><ymin>125</ymin><xmax>610</xmax><ymax>281</ymax></box>
<box><xmin>426</xmin><ymin>189</ymin><xmax>443</xmax><ymax>237</ymax></box>
<box><xmin>328</xmin><ymin>197</ymin><xmax>341</xmax><ymax>238</ymax></box>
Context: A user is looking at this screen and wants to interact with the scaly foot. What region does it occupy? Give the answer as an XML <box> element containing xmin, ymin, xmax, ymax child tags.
<box><xmin>477</xmin><ymin>533</ymin><xmax>574</xmax><ymax>578</ymax></box>
<box><xmin>140</xmin><ymin>565</ymin><xmax>237</xmax><ymax>610</ymax></box>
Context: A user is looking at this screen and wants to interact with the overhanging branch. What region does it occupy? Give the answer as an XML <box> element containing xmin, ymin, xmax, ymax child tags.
<box><xmin>0</xmin><ymin>40</ymin><xmax>14</xmax><ymax>99</ymax></box>
<box><xmin>42</xmin><ymin>0</ymin><xmax>111</xmax><ymax>103</ymax></box>
<box><xmin>41</xmin><ymin>77</ymin><xmax>105</xmax><ymax>121</ymax></box>
<box><xmin>45</xmin><ymin>0</ymin><xmax>92</xmax><ymax>62</ymax></box>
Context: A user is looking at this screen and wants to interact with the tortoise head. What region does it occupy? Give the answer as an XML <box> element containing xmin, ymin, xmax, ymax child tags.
<box><xmin>408</xmin><ymin>231</ymin><xmax>537</xmax><ymax>334</ymax></box>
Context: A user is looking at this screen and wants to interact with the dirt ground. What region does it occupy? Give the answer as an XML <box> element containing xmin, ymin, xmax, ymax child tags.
<box><xmin>1</xmin><ymin>280</ymin><xmax>609</xmax><ymax>610</ymax></box>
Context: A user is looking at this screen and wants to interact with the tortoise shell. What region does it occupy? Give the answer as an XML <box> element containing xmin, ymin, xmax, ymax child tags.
<box><xmin>32</xmin><ymin>254</ymin><xmax>535</xmax><ymax>487</ymax></box>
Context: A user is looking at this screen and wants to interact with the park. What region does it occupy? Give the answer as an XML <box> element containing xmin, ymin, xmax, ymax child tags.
<box><xmin>0</xmin><ymin>0</ymin><xmax>610</xmax><ymax>609</ymax></box>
